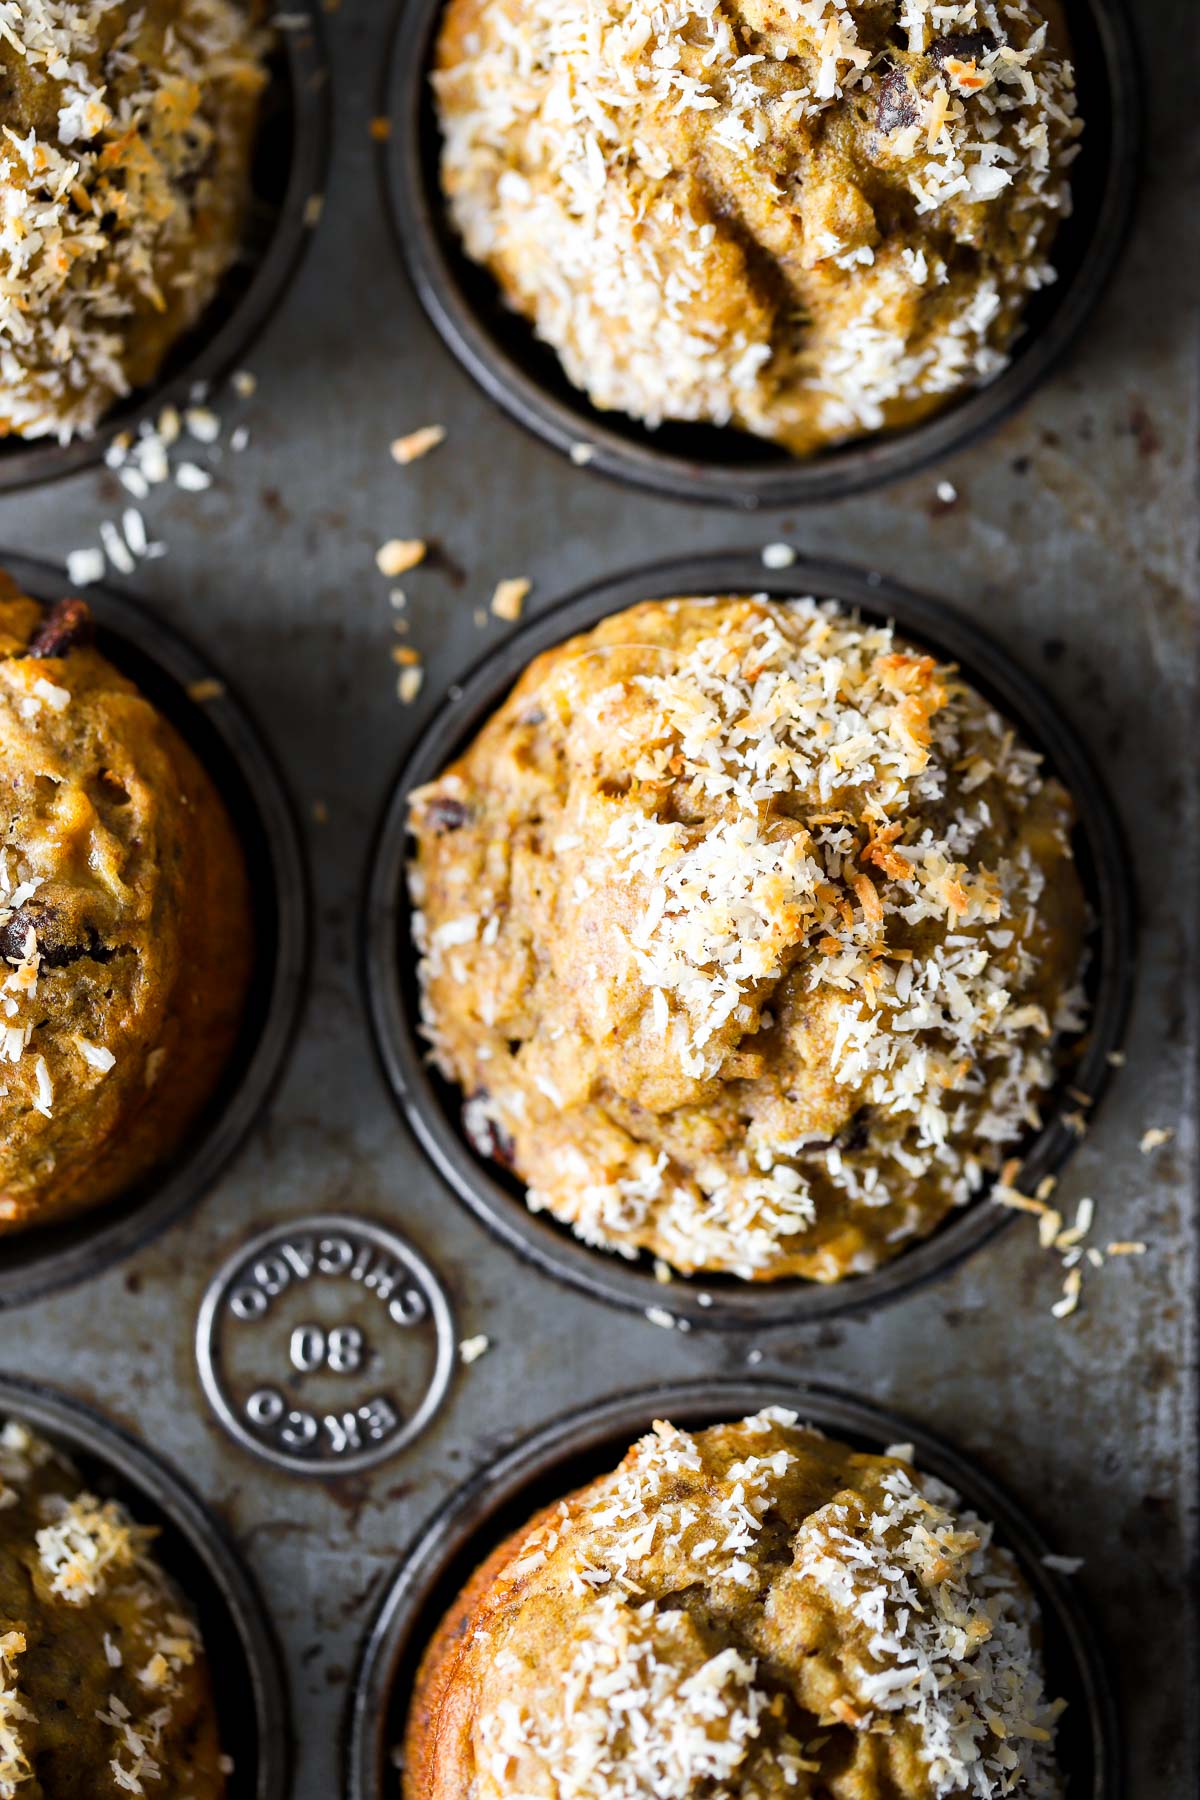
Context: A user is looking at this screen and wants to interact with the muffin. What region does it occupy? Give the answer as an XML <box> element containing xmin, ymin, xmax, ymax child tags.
<box><xmin>434</xmin><ymin>0</ymin><xmax>1081</xmax><ymax>458</ymax></box>
<box><xmin>0</xmin><ymin>0</ymin><xmax>269</xmax><ymax>443</ymax></box>
<box><xmin>404</xmin><ymin>1408</ymin><xmax>1064</xmax><ymax>1798</ymax></box>
<box><xmin>0</xmin><ymin>575</ymin><xmax>253</xmax><ymax>1235</ymax></box>
<box><xmin>0</xmin><ymin>1417</ymin><xmax>225</xmax><ymax>1798</ymax></box>
<box><xmin>409</xmin><ymin>596</ymin><xmax>1087</xmax><ymax>1283</ymax></box>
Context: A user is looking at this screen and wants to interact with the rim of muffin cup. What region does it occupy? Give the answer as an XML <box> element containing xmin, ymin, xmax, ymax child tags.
<box><xmin>0</xmin><ymin>553</ymin><xmax>310</xmax><ymax>1311</ymax></box>
<box><xmin>345</xmin><ymin>1374</ymin><xmax>1121</xmax><ymax>1800</ymax></box>
<box><xmin>0</xmin><ymin>1372</ymin><xmax>291</xmax><ymax>1800</ymax></box>
<box><xmin>363</xmin><ymin>550</ymin><xmax>1136</xmax><ymax>1331</ymax></box>
<box><xmin>381</xmin><ymin>0</ymin><xmax>1143</xmax><ymax>509</ymax></box>
<box><xmin>0</xmin><ymin>8</ymin><xmax>331</xmax><ymax>495</ymax></box>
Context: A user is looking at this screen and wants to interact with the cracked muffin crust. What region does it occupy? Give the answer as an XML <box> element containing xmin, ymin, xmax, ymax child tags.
<box><xmin>403</xmin><ymin>1408</ymin><xmax>1064</xmax><ymax>1798</ymax></box>
<box><xmin>0</xmin><ymin>1417</ymin><xmax>225</xmax><ymax>1799</ymax></box>
<box><xmin>0</xmin><ymin>0</ymin><xmax>269</xmax><ymax>443</ymax></box>
<box><xmin>408</xmin><ymin>595</ymin><xmax>1087</xmax><ymax>1283</ymax></box>
<box><xmin>434</xmin><ymin>0</ymin><xmax>1080</xmax><ymax>458</ymax></box>
<box><xmin>0</xmin><ymin>575</ymin><xmax>252</xmax><ymax>1236</ymax></box>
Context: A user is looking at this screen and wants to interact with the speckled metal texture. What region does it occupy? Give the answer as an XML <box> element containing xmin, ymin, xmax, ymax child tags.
<box><xmin>0</xmin><ymin>2</ymin><xmax>1195</xmax><ymax>1799</ymax></box>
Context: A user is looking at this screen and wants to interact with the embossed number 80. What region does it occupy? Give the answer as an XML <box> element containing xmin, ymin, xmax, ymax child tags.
<box><xmin>289</xmin><ymin>1322</ymin><xmax>365</xmax><ymax>1374</ymax></box>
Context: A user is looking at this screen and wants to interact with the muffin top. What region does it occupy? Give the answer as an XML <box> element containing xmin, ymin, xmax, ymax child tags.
<box><xmin>409</xmin><ymin>596</ymin><xmax>1087</xmax><ymax>1282</ymax></box>
<box><xmin>0</xmin><ymin>0</ymin><xmax>268</xmax><ymax>442</ymax></box>
<box><xmin>406</xmin><ymin>1408</ymin><xmax>1064</xmax><ymax>1799</ymax></box>
<box><xmin>0</xmin><ymin>578</ymin><xmax>252</xmax><ymax>1234</ymax></box>
<box><xmin>0</xmin><ymin>1417</ymin><xmax>225</xmax><ymax>1798</ymax></box>
<box><xmin>434</xmin><ymin>0</ymin><xmax>1080</xmax><ymax>456</ymax></box>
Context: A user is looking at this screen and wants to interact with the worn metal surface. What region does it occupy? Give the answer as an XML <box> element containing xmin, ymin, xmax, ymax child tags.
<box><xmin>0</xmin><ymin>2</ymin><xmax>1195</xmax><ymax>1798</ymax></box>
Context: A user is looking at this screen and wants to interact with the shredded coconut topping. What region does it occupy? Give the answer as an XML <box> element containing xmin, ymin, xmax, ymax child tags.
<box><xmin>411</xmin><ymin>595</ymin><xmax>1087</xmax><ymax>1281</ymax></box>
<box><xmin>443</xmin><ymin>1411</ymin><xmax>1064</xmax><ymax>1798</ymax></box>
<box><xmin>0</xmin><ymin>1418</ymin><xmax>216</xmax><ymax>1798</ymax></box>
<box><xmin>434</xmin><ymin>0</ymin><xmax>1081</xmax><ymax>455</ymax></box>
<box><xmin>0</xmin><ymin>0</ymin><xmax>268</xmax><ymax>441</ymax></box>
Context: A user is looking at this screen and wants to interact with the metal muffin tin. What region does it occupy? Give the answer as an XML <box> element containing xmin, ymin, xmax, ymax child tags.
<box><xmin>383</xmin><ymin>0</ymin><xmax>1142</xmax><ymax>507</ymax></box>
<box><xmin>0</xmin><ymin>553</ymin><xmax>309</xmax><ymax>1311</ymax></box>
<box><xmin>0</xmin><ymin>11</ymin><xmax>331</xmax><ymax>495</ymax></box>
<box><xmin>347</xmin><ymin>1377</ymin><xmax>1120</xmax><ymax>1800</ymax></box>
<box><xmin>364</xmin><ymin>550</ymin><xmax>1135</xmax><ymax>1328</ymax></box>
<box><xmin>0</xmin><ymin>1373</ymin><xmax>290</xmax><ymax>1800</ymax></box>
<box><xmin>0</xmin><ymin>0</ymin><xmax>1195</xmax><ymax>1797</ymax></box>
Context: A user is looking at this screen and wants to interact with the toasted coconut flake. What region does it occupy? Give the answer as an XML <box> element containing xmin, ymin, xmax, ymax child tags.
<box><xmin>490</xmin><ymin>577</ymin><xmax>531</xmax><ymax>622</ymax></box>
<box><xmin>398</xmin><ymin>665</ymin><xmax>424</xmax><ymax>705</ymax></box>
<box><xmin>377</xmin><ymin>538</ymin><xmax>427</xmax><ymax>578</ymax></box>
<box><xmin>391</xmin><ymin>425</ymin><xmax>446</xmax><ymax>465</ymax></box>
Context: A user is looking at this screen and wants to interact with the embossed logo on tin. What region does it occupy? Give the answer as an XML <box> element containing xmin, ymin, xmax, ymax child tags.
<box><xmin>196</xmin><ymin>1215</ymin><xmax>455</xmax><ymax>1475</ymax></box>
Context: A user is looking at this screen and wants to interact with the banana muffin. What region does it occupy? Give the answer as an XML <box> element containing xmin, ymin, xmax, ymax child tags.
<box><xmin>434</xmin><ymin>0</ymin><xmax>1081</xmax><ymax>458</ymax></box>
<box><xmin>0</xmin><ymin>1416</ymin><xmax>225</xmax><ymax>1798</ymax></box>
<box><xmin>0</xmin><ymin>575</ymin><xmax>253</xmax><ymax>1235</ymax></box>
<box><xmin>408</xmin><ymin>595</ymin><xmax>1087</xmax><ymax>1283</ymax></box>
<box><xmin>0</xmin><ymin>0</ymin><xmax>269</xmax><ymax>443</ymax></box>
<box><xmin>404</xmin><ymin>1408</ymin><xmax>1065</xmax><ymax>1798</ymax></box>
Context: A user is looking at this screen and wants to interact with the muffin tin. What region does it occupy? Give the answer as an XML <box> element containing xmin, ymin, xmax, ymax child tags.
<box><xmin>384</xmin><ymin>0</ymin><xmax>1142</xmax><ymax>506</ymax></box>
<box><xmin>1</xmin><ymin>1</ymin><xmax>1195</xmax><ymax>1798</ymax></box>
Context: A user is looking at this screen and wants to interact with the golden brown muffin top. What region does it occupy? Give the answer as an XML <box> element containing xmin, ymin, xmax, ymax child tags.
<box><xmin>0</xmin><ymin>1418</ymin><xmax>225</xmax><ymax>1799</ymax></box>
<box><xmin>405</xmin><ymin>1410</ymin><xmax>1063</xmax><ymax>1798</ymax></box>
<box><xmin>0</xmin><ymin>579</ymin><xmax>252</xmax><ymax>1233</ymax></box>
<box><xmin>435</xmin><ymin>0</ymin><xmax>1080</xmax><ymax>455</ymax></box>
<box><xmin>409</xmin><ymin>596</ymin><xmax>1086</xmax><ymax>1282</ymax></box>
<box><xmin>0</xmin><ymin>0</ymin><xmax>268</xmax><ymax>441</ymax></box>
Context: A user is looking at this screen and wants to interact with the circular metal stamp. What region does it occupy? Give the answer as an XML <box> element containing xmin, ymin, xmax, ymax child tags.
<box><xmin>196</xmin><ymin>1215</ymin><xmax>455</xmax><ymax>1476</ymax></box>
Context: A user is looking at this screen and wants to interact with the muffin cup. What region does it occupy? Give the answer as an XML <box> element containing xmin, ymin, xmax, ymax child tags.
<box><xmin>346</xmin><ymin>1375</ymin><xmax>1120</xmax><ymax>1800</ymax></box>
<box><xmin>364</xmin><ymin>551</ymin><xmax>1135</xmax><ymax>1329</ymax></box>
<box><xmin>0</xmin><ymin>8</ymin><xmax>331</xmax><ymax>494</ymax></box>
<box><xmin>382</xmin><ymin>0</ymin><xmax>1141</xmax><ymax>508</ymax></box>
<box><xmin>0</xmin><ymin>1371</ymin><xmax>290</xmax><ymax>1800</ymax></box>
<box><xmin>0</xmin><ymin>553</ymin><xmax>309</xmax><ymax>1309</ymax></box>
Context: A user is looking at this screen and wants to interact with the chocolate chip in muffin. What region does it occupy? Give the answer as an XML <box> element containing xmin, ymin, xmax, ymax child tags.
<box><xmin>930</xmin><ymin>29</ymin><xmax>1000</xmax><ymax>64</ymax></box>
<box><xmin>24</xmin><ymin>598</ymin><xmax>93</xmax><ymax>660</ymax></box>
<box><xmin>426</xmin><ymin>796</ymin><xmax>471</xmax><ymax>833</ymax></box>
<box><xmin>0</xmin><ymin>905</ymin><xmax>118</xmax><ymax>970</ymax></box>
<box><xmin>875</xmin><ymin>63</ymin><xmax>919</xmax><ymax>134</ymax></box>
<box><xmin>463</xmin><ymin>1093</ymin><xmax>516</xmax><ymax>1169</ymax></box>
